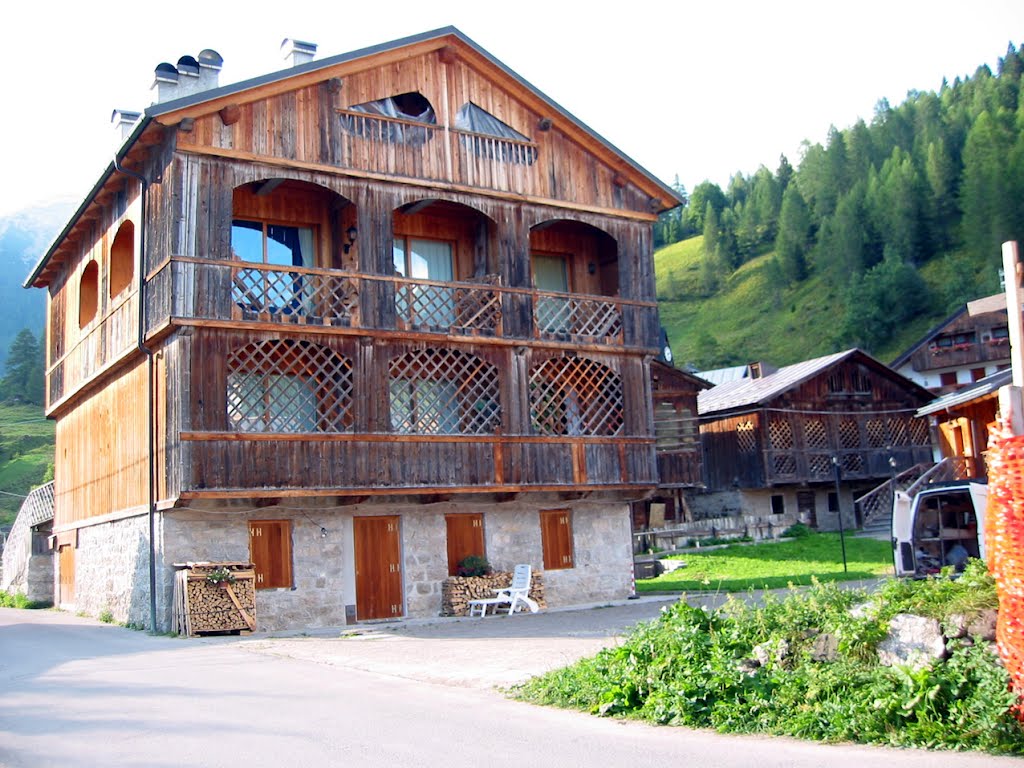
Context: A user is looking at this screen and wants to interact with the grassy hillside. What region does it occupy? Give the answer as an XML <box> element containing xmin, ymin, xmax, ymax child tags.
<box><xmin>0</xmin><ymin>403</ymin><xmax>54</xmax><ymax>527</ymax></box>
<box><xmin>656</xmin><ymin>236</ymin><xmax>985</xmax><ymax>370</ymax></box>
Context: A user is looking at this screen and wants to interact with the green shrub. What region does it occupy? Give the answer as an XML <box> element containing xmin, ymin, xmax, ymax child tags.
<box><xmin>782</xmin><ymin>522</ymin><xmax>812</xmax><ymax>538</ymax></box>
<box><xmin>457</xmin><ymin>555</ymin><xmax>491</xmax><ymax>577</ymax></box>
<box><xmin>0</xmin><ymin>590</ymin><xmax>49</xmax><ymax>609</ymax></box>
<box><xmin>98</xmin><ymin>609</ymin><xmax>115</xmax><ymax>624</ymax></box>
<box><xmin>516</xmin><ymin>563</ymin><xmax>1024</xmax><ymax>754</ymax></box>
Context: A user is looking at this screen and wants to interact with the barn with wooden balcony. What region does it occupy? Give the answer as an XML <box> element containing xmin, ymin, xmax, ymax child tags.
<box><xmin>697</xmin><ymin>349</ymin><xmax>934</xmax><ymax>530</ymax></box>
<box><xmin>25</xmin><ymin>29</ymin><xmax>680</xmax><ymax>630</ymax></box>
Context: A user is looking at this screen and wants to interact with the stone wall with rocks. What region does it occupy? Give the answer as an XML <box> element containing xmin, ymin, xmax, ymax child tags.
<box><xmin>63</xmin><ymin>495</ymin><xmax>633</xmax><ymax>632</ymax></box>
<box><xmin>74</xmin><ymin>515</ymin><xmax>151</xmax><ymax>627</ymax></box>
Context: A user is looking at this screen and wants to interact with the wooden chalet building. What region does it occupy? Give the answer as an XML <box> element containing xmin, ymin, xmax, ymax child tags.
<box><xmin>25</xmin><ymin>29</ymin><xmax>680</xmax><ymax>630</ymax></box>
<box><xmin>697</xmin><ymin>349</ymin><xmax>934</xmax><ymax>529</ymax></box>
<box><xmin>891</xmin><ymin>293</ymin><xmax>1013</xmax><ymax>395</ymax></box>
<box><xmin>630</xmin><ymin>361</ymin><xmax>708</xmax><ymax>531</ymax></box>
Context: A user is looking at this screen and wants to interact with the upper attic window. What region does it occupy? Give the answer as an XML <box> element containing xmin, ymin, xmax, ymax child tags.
<box><xmin>455</xmin><ymin>103</ymin><xmax>536</xmax><ymax>165</ymax></box>
<box><xmin>109</xmin><ymin>220</ymin><xmax>135</xmax><ymax>299</ymax></box>
<box><xmin>79</xmin><ymin>261</ymin><xmax>99</xmax><ymax>329</ymax></box>
<box><xmin>341</xmin><ymin>92</ymin><xmax>436</xmax><ymax>145</ymax></box>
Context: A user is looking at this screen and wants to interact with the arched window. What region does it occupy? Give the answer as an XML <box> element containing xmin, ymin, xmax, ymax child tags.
<box><xmin>227</xmin><ymin>340</ymin><xmax>352</xmax><ymax>432</ymax></box>
<box><xmin>78</xmin><ymin>261</ymin><xmax>99</xmax><ymax>329</ymax></box>
<box><xmin>529</xmin><ymin>357</ymin><xmax>623</xmax><ymax>436</ymax></box>
<box><xmin>109</xmin><ymin>220</ymin><xmax>135</xmax><ymax>298</ymax></box>
<box><xmin>389</xmin><ymin>349</ymin><xmax>500</xmax><ymax>435</ymax></box>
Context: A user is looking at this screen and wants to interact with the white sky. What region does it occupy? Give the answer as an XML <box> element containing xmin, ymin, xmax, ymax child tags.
<box><xmin>1</xmin><ymin>0</ymin><xmax>1021</xmax><ymax>217</ymax></box>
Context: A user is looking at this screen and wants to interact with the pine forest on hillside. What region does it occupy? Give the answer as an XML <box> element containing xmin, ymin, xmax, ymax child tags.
<box><xmin>657</xmin><ymin>42</ymin><xmax>1024</xmax><ymax>371</ymax></box>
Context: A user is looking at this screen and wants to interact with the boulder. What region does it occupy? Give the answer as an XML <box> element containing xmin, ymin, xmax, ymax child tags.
<box><xmin>877</xmin><ymin>614</ymin><xmax>945</xmax><ymax>669</ymax></box>
<box><xmin>810</xmin><ymin>633</ymin><xmax>839</xmax><ymax>662</ymax></box>
<box><xmin>967</xmin><ymin>609</ymin><xmax>997</xmax><ymax>641</ymax></box>
<box><xmin>753</xmin><ymin>638</ymin><xmax>790</xmax><ymax>667</ymax></box>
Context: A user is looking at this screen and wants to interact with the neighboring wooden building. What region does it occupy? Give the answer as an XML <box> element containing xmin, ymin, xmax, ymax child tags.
<box><xmin>697</xmin><ymin>349</ymin><xmax>934</xmax><ymax>529</ymax></box>
<box><xmin>631</xmin><ymin>361</ymin><xmax>707</xmax><ymax>532</ymax></box>
<box><xmin>25</xmin><ymin>29</ymin><xmax>680</xmax><ymax>629</ymax></box>
<box><xmin>891</xmin><ymin>293</ymin><xmax>1013</xmax><ymax>395</ymax></box>
<box><xmin>916</xmin><ymin>367</ymin><xmax>1008</xmax><ymax>479</ymax></box>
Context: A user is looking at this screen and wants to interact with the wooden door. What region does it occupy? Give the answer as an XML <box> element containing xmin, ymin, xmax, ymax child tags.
<box><xmin>445</xmin><ymin>514</ymin><xmax>485</xmax><ymax>576</ymax></box>
<box><xmin>58</xmin><ymin>545</ymin><xmax>75</xmax><ymax>605</ymax></box>
<box><xmin>354</xmin><ymin>516</ymin><xmax>403</xmax><ymax>620</ymax></box>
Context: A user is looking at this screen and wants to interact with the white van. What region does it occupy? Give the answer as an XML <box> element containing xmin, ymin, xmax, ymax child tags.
<box><xmin>892</xmin><ymin>482</ymin><xmax>988</xmax><ymax>577</ymax></box>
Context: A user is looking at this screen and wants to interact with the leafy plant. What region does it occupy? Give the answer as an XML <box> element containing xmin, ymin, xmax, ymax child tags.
<box><xmin>0</xmin><ymin>590</ymin><xmax>49</xmax><ymax>609</ymax></box>
<box><xmin>457</xmin><ymin>555</ymin><xmax>491</xmax><ymax>578</ymax></box>
<box><xmin>205</xmin><ymin>567</ymin><xmax>236</xmax><ymax>586</ymax></box>
<box><xmin>516</xmin><ymin>562</ymin><xmax>1023</xmax><ymax>754</ymax></box>
<box><xmin>781</xmin><ymin>522</ymin><xmax>812</xmax><ymax>538</ymax></box>
<box><xmin>98</xmin><ymin>609</ymin><xmax>114</xmax><ymax>624</ymax></box>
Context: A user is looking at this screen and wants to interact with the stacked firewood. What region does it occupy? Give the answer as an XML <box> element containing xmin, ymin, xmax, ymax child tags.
<box><xmin>441</xmin><ymin>571</ymin><xmax>546</xmax><ymax>617</ymax></box>
<box><xmin>172</xmin><ymin>562</ymin><xmax>257</xmax><ymax>636</ymax></box>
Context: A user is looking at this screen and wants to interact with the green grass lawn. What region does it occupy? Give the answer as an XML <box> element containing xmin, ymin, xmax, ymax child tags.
<box><xmin>0</xmin><ymin>402</ymin><xmax>53</xmax><ymax>527</ymax></box>
<box><xmin>637</xmin><ymin>532</ymin><xmax>893</xmax><ymax>593</ymax></box>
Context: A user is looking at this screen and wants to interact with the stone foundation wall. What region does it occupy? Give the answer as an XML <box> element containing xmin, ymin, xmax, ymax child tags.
<box><xmin>58</xmin><ymin>496</ymin><xmax>634</xmax><ymax>632</ymax></box>
<box><xmin>74</xmin><ymin>515</ymin><xmax>151</xmax><ymax>627</ymax></box>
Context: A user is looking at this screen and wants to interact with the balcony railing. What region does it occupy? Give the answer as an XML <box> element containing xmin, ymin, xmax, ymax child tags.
<box><xmin>148</xmin><ymin>257</ymin><xmax>652</xmax><ymax>347</ymax></box>
<box><xmin>178</xmin><ymin>432</ymin><xmax>657</xmax><ymax>496</ymax></box>
<box><xmin>337</xmin><ymin>110</ymin><xmax>539</xmax><ymax>195</ymax></box>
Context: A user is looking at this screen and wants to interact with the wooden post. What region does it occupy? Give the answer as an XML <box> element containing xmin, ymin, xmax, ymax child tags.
<box><xmin>1001</xmin><ymin>241</ymin><xmax>1024</xmax><ymax>436</ymax></box>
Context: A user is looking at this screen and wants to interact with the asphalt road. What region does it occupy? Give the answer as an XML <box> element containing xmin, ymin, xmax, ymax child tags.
<box><xmin>0</xmin><ymin>605</ymin><xmax>1019</xmax><ymax>768</ymax></box>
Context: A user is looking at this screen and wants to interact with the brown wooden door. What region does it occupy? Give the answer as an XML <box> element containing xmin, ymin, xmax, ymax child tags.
<box><xmin>58</xmin><ymin>545</ymin><xmax>75</xmax><ymax>605</ymax></box>
<box><xmin>354</xmin><ymin>516</ymin><xmax>403</xmax><ymax>620</ymax></box>
<box><xmin>445</xmin><ymin>514</ymin><xmax>485</xmax><ymax>576</ymax></box>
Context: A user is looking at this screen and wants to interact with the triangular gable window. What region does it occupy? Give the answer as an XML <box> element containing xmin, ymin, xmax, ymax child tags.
<box><xmin>341</xmin><ymin>92</ymin><xmax>436</xmax><ymax>145</ymax></box>
<box><xmin>454</xmin><ymin>103</ymin><xmax>528</xmax><ymax>141</ymax></box>
<box><xmin>455</xmin><ymin>102</ymin><xmax>536</xmax><ymax>165</ymax></box>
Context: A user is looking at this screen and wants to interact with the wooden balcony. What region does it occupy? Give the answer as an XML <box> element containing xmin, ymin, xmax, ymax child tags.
<box><xmin>146</xmin><ymin>257</ymin><xmax>653</xmax><ymax>349</ymax></box>
<box><xmin>908</xmin><ymin>339</ymin><xmax>1010</xmax><ymax>372</ymax></box>
<box><xmin>174</xmin><ymin>432</ymin><xmax>657</xmax><ymax>498</ymax></box>
<box><xmin>337</xmin><ymin>110</ymin><xmax>540</xmax><ymax>195</ymax></box>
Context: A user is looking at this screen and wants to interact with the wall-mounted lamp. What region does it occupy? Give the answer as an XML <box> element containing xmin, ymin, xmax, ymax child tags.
<box><xmin>343</xmin><ymin>226</ymin><xmax>358</xmax><ymax>255</ymax></box>
<box><xmin>320</xmin><ymin>527</ymin><xmax>328</xmax><ymax>539</ymax></box>
<box><xmin>587</xmin><ymin>262</ymin><xmax>597</xmax><ymax>275</ymax></box>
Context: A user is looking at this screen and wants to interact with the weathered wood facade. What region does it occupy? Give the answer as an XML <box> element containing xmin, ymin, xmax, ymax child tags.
<box><xmin>695</xmin><ymin>350</ymin><xmax>934</xmax><ymax>529</ymax></box>
<box><xmin>27</xmin><ymin>29</ymin><xmax>678</xmax><ymax>628</ymax></box>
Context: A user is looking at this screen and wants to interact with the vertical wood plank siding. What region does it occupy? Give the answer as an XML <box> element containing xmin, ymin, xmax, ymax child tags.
<box><xmin>41</xmin><ymin>40</ymin><xmax>666</xmax><ymax>512</ymax></box>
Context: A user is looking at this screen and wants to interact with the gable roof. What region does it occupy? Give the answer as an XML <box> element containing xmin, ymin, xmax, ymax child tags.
<box><xmin>698</xmin><ymin>348</ymin><xmax>933</xmax><ymax>416</ymax></box>
<box><xmin>26</xmin><ymin>27</ymin><xmax>680</xmax><ymax>290</ymax></box>
<box><xmin>651</xmin><ymin>360</ymin><xmax>712</xmax><ymax>393</ymax></box>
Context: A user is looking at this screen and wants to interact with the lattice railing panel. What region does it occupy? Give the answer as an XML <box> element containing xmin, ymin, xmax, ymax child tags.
<box><xmin>773</xmin><ymin>454</ymin><xmax>797</xmax><ymax>476</ymax></box>
<box><xmin>842</xmin><ymin>453</ymin><xmax>865</xmax><ymax>474</ymax></box>
<box><xmin>839</xmin><ymin>418</ymin><xmax>860</xmax><ymax>449</ymax></box>
<box><xmin>736</xmin><ymin>420</ymin><xmax>757</xmax><ymax>454</ymax></box>
<box><xmin>389</xmin><ymin>349</ymin><xmax>501</xmax><ymax>435</ymax></box>
<box><xmin>887</xmin><ymin>416</ymin><xmax>910</xmax><ymax>446</ymax></box>
<box><xmin>909</xmin><ymin>417</ymin><xmax>929</xmax><ymax>446</ymax></box>
<box><xmin>227</xmin><ymin>340</ymin><xmax>352</xmax><ymax>432</ymax></box>
<box><xmin>768</xmin><ymin>417</ymin><xmax>794</xmax><ymax>450</ymax></box>
<box><xmin>809</xmin><ymin>454</ymin><xmax>833</xmax><ymax>477</ymax></box>
<box><xmin>535</xmin><ymin>295</ymin><xmax>623</xmax><ymax>340</ymax></box>
<box><xmin>233</xmin><ymin>268</ymin><xmax>358</xmax><ymax>324</ymax></box>
<box><xmin>866</xmin><ymin>419</ymin><xmax>886</xmax><ymax>448</ymax></box>
<box><xmin>529</xmin><ymin>357</ymin><xmax>624</xmax><ymax>436</ymax></box>
<box><xmin>804</xmin><ymin>419</ymin><xmax>828</xmax><ymax>450</ymax></box>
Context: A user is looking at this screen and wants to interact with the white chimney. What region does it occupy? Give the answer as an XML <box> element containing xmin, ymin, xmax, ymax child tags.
<box><xmin>281</xmin><ymin>38</ymin><xmax>317</xmax><ymax>67</ymax></box>
<box><xmin>111</xmin><ymin>109</ymin><xmax>141</xmax><ymax>145</ymax></box>
<box><xmin>151</xmin><ymin>49</ymin><xmax>223</xmax><ymax>104</ymax></box>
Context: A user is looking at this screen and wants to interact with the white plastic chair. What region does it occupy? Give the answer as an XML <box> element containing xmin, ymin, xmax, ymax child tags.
<box><xmin>468</xmin><ymin>564</ymin><xmax>540</xmax><ymax>617</ymax></box>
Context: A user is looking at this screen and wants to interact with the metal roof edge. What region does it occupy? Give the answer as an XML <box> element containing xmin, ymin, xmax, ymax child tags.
<box><xmin>24</xmin><ymin>115</ymin><xmax>153</xmax><ymax>289</ymax></box>
<box><xmin>146</xmin><ymin>26</ymin><xmax>681</xmax><ymax>209</ymax></box>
